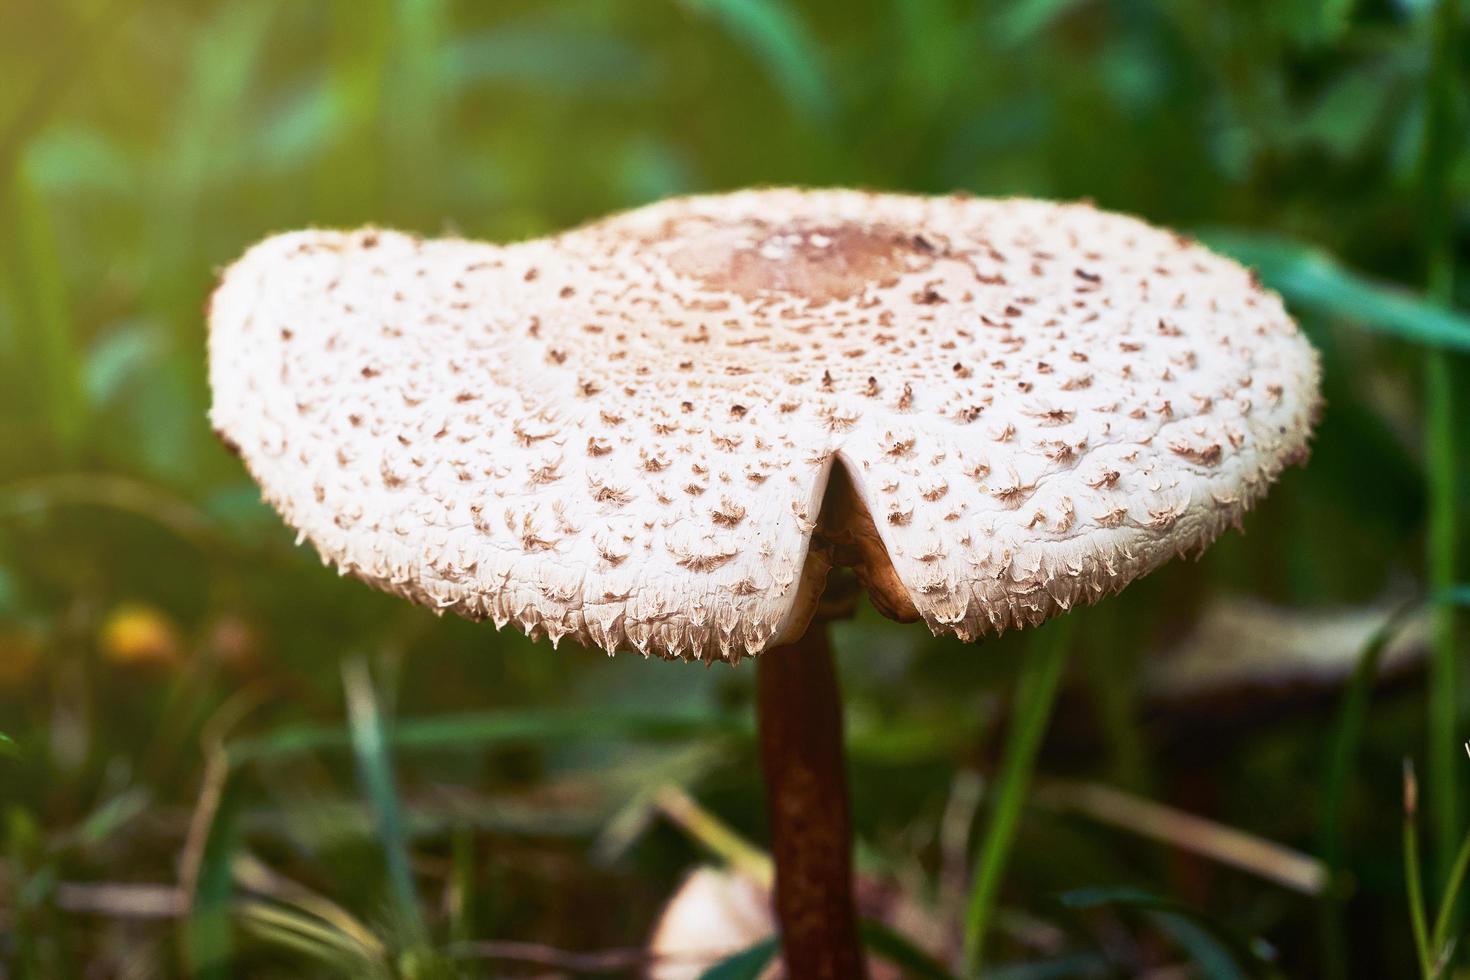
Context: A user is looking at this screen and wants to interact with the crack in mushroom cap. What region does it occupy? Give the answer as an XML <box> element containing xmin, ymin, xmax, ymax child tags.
<box><xmin>208</xmin><ymin>188</ymin><xmax>1321</xmax><ymax>663</ymax></box>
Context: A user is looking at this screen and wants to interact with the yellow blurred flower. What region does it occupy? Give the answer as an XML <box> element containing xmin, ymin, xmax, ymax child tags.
<box><xmin>100</xmin><ymin>603</ymin><xmax>182</xmax><ymax>668</ymax></box>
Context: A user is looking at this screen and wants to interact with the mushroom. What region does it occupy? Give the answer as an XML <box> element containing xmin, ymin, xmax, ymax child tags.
<box><xmin>647</xmin><ymin>865</ymin><xmax>955</xmax><ymax>979</ymax></box>
<box><xmin>1143</xmin><ymin>596</ymin><xmax>1428</xmax><ymax>714</ymax></box>
<box><xmin>208</xmin><ymin>189</ymin><xmax>1320</xmax><ymax>976</ymax></box>
<box><xmin>648</xmin><ymin>867</ymin><xmax>775</xmax><ymax>980</ymax></box>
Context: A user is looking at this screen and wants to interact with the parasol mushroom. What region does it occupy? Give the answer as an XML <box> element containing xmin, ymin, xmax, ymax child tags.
<box><xmin>208</xmin><ymin>188</ymin><xmax>1320</xmax><ymax>977</ymax></box>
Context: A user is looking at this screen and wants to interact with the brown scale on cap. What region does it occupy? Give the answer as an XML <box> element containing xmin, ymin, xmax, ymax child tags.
<box><xmin>209</xmin><ymin>189</ymin><xmax>1320</xmax><ymax>663</ymax></box>
<box><xmin>667</xmin><ymin>221</ymin><xmax>941</xmax><ymax>304</ymax></box>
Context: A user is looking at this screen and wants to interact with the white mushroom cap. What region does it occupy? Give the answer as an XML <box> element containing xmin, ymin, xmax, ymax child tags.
<box><xmin>209</xmin><ymin>189</ymin><xmax>1320</xmax><ymax>662</ymax></box>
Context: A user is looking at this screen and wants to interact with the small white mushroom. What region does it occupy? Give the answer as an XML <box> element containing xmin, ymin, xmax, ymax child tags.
<box><xmin>647</xmin><ymin>868</ymin><xmax>775</xmax><ymax>980</ymax></box>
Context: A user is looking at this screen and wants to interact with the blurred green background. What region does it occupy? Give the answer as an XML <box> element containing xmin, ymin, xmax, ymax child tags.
<box><xmin>2</xmin><ymin>0</ymin><xmax>1468</xmax><ymax>977</ymax></box>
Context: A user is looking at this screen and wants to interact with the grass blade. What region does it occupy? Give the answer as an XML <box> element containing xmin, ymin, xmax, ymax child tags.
<box><xmin>315</xmin><ymin>0</ymin><xmax>390</xmax><ymax>222</ymax></box>
<box><xmin>964</xmin><ymin>617</ymin><xmax>1073</xmax><ymax>973</ymax></box>
<box><xmin>341</xmin><ymin>657</ymin><xmax>428</xmax><ymax>950</ymax></box>
<box><xmin>995</xmin><ymin>0</ymin><xmax>1090</xmax><ymax>47</ymax></box>
<box><xmin>696</xmin><ymin>936</ymin><xmax>779</xmax><ymax>979</ymax></box>
<box><xmin>1405</xmin><ymin>760</ymin><xmax>1434</xmax><ymax>977</ymax></box>
<box><xmin>146</xmin><ymin>0</ymin><xmax>280</xmax><ymax>313</ymax></box>
<box><xmin>233</xmin><ymin>853</ymin><xmax>388</xmax><ymax>959</ymax></box>
<box><xmin>1200</xmin><ymin>231</ymin><xmax>1470</xmax><ymax>352</ymax></box>
<box><xmin>236</xmin><ymin>899</ymin><xmax>383</xmax><ymax>973</ymax></box>
<box><xmin>1431</xmin><ymin>810</ymin><xmax>1470</xmax><ymax>953</ymax></box>
<box><xmin>447</xmin><ymin>28</ymin><xmax>654</xmax><ymax>95</ymax></box>
<box><xmin>1319</xmin><ymin>600</ymin><xmax>1417</xmax><ymax>975</ymax></box>
<box><xmin>985</xmin><ymin>953</ymin><xmax>1113</xmax><ymax>979</ymax></box>
<box><xmin>655</xmin><ymin>785</ymin><xmax>774</xmax><ymax>887</ymax></box>
<box><xmin>385</xmin><ymin>0</ymin><xmax>450</xmax><ymax>221</ymax></box>
<box><xmin>1038</xmin><ymin>779</ymin><xmax>1326</xmax><ymax>895</ymax></box>
<box><xmin>1419</xmin><ymin>0</ymin><xmax>1464</xmax><ymax>905</ymax></box>
<box><xmin>1320</xmin><ymin>602</ymin><xmax>1421</xmax><ymax>867</ymax></box>
<box><xmin>6</xmin><ymin>164</ymin><xmax>84</xmax><ymax>458</ymax></box>
<box><xmin>680</xmin><ymin>0</ymin><xmax>836</xmax><ymax>123</ymax></box>
<box><xmin>447</xmin><ymin>824</ymin><xmax>475</xmax><ymax>945</ymax></box>
<box><xmin>1320</xmin><ymin>591</ymin><xmax>1470</xmax><ymax>973</ymax></box>
<box><xmin>1059</xmin><ymin>886</ymin><xmax>1274</xmax><ymax>972</ymax></box>
<box><xmin>228</xmin><ymin>707</ymin><xmax>743</xmax><ymax>766</ymax></box>
<box><xmin>860</xmin><ymin>919</ymin><xmax>958</xmax><ymax>980</ymax></box>
<box><xmin>181</xmin><ymin>780</ymin><xmax>241</xmax><ymax>980</ymax></box>
<box><xmin>1147</xmin><ymin>911</ymin><xmax>1248</xmax><ymax>980</ymax></box>
<box><xmin>1426</xmin><ymin>346</ymin><xmax>1461</xmax><ymax>887</ymax></box>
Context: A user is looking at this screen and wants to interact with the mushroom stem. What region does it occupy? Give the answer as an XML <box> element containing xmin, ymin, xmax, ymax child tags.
<box><xmin>756</xmin><ymin>621</ymin><xmax>868</xmax><ymax>979</ymax></box>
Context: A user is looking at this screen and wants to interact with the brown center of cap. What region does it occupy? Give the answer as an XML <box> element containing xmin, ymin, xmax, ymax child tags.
<box><xmin>667</xmin><ymin>220</ymin><xmax>941</xmax><ymax>303</ymax></box>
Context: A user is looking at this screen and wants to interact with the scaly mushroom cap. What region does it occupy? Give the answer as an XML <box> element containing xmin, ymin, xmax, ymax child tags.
<box><xmin>209</xmin><ymin>189</ymin><xmax>1320</xmax><ymax>662</ymax></box>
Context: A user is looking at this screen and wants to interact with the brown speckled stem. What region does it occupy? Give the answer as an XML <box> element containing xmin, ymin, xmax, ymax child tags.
<box><xmin>757</xmin><ymin>622</ymin><xmax>867</xmax><ymax>979</ymax></box>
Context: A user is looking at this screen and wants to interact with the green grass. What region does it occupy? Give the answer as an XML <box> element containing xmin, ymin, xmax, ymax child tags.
<box><xmin>1319</xmin><ymin>601</ymin><xmax>1417</xmax><ymax>975</ymax></box>
<box><xmin>1420</xmin><ymin>0</ymin><xmax>1466</xmax><ymax>903</ymax></box>
<box><xmin>342</xmin><ymin>658</ymin><xmax>430</xmax><ymax>954</ymax></box>
<box><xmin>0</xmin><ymin>0</ymin><xmax>1467</xmax><ymax>975</ymax></box>
<box><xmin>964</xmin><ymin>616</ymin><xmax>1074</xmax><ymax>973</ymax></box>
<box><xmin>6</xmin><ymin>166</ymin><xmax>83</xmax><ymax>459</ymax></box>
